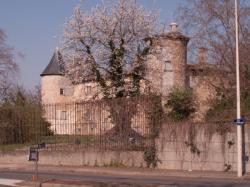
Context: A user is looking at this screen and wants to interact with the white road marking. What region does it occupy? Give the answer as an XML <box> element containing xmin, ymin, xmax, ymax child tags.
<box><xmin>0</xmin><ymin>178</ymin><xmax>25</xmax><ymax>186</ymax></box>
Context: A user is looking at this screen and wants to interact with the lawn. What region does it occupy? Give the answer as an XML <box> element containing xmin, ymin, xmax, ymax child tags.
<box><xmin>0</xmin><ymin>143</ymin><xmax>31</xmax><ymax>152</ymax></box>
<box><xmin>0</xmin><ymin>134</ymin><xmax>152</xmax><ymax>151</ymax></box>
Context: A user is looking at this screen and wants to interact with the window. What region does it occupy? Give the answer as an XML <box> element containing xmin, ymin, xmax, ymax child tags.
<box><xmin>104</xmin><ymin>117</ymin><xmax>109</xmax><ymax>124</ymax></box>
<box><xmin>85</xmin><ymin>86</ymin><xmax>92</xmax><ymax>95</ymax></box>
<box><xmin>84</xmin><ymin>109</ymin><xmax>91</xmax><ymax>121</ymax></box>
<box><xmin>60</xmin><ymin>111</ymin><xmax>67</xmax><ymax>120</ymax></box>
<box><xmin>164</xmin><ymin>61</ymin><xmax>172</xmax><ymax>72</ymax></box>
<box><xmin>60</xmin><ymin>88</ymin><xmax>64</xmax><ymax>95</ymax></box>
<box><xmin>56</xmin><ymin>110</ymin><xmax>67</xmax><ymax>120</ymax></box>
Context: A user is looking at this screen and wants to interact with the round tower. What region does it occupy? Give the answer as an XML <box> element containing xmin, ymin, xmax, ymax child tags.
<box><xmin>146</xmin><ymin>23</ymin><xmax>189</xmax><ymax>95</ymax></box>
<box><xmin>40</xmin><ymin>49</ymin><xmax>72</xmax><ymax>104</ymax></box>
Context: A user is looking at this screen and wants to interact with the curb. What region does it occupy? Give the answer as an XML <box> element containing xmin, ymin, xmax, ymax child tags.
<box><xmin>18</xmin><ymin>180</ymin><xmax>93</xmax><ymax>187</ymax></box>
<box><xmin>5</xmin><ymin>165</ymin><xmax>250</xmax><ymax>181</ymax></box>
<box><xmin>18</xmin><ymin>180</ymin><xmax>176</xmax><ymax>187</ymax></box>
<box><xmin>16</xmin><ymin>178</ymin><xmax>250</xmax><ymax>187</ymax></box>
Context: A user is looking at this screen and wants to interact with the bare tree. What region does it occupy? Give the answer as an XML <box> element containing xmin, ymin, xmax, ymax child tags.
<box><xmin>176</xmin><ymin>0</ymin><xmax>250</xmax><ymax>98</ymax></box>
<box><xmin>0</xmin><ymin>28</ymin><xmax>19</xmax><ymax>102</ymax></box>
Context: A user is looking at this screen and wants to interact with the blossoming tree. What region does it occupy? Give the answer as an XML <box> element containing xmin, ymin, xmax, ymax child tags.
<box><xmin>61</xmin><ymin>0</ymin><xmax>159</xmax><ymax>137</ymax></box>
<box><xmin>62</xmin><ymin>0</ymin><xmax>158</xmax><ymax>98</ymax></box>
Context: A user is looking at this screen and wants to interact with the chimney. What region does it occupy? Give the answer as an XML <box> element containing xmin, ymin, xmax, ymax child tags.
<box><xmin>198</xmin><ymin>47</ymin><xmax>207</xmax><ymax>65</ymax></box>
<box><xmin>170</xmin><ymin>22</ymin><xmax>178</xmax><ymax>32</ymax></box>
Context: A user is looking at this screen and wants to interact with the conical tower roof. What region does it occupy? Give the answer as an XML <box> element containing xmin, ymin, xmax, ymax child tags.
<box><xmin>40</xmin><ymin>49</ymin><xmax>64</xmax><ymax>76</ymax></box>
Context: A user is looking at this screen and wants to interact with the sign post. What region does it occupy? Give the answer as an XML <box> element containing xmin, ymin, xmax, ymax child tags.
<box><xmin>28</xmin><ymin>143</ymin><xmax>45</xmax><ymax>181</ymax></box>
<box><xmin>28</xmin><ymin>147</ymin><xmax>39</xmax><ymax>181</ymax></box>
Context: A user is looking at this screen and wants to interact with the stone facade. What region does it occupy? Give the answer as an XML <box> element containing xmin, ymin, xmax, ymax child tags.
<box><xmin>41</xmin><ymin>23</ymin><xmax>191</xmax><ymax>105</ymax></box>
<box><xmin>41</xmin><ymin>23</ymin><xmax>217</xmax><ymax>133</ymax></box>
<box><xmin>145</xmin><ymin>26</ymin><xmax>189</xmax><ymax>95</ymax></box>
<box><xmin>145</xmin><ymin>23</ymin><xmax>189</xmax><ymax>96</ymax></box>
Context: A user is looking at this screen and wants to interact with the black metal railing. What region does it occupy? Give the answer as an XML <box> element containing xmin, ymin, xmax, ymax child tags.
<box><xmin>0</xmin><ymin>96</ymin><xmax>158</xmax><ymax>151</ymax></box>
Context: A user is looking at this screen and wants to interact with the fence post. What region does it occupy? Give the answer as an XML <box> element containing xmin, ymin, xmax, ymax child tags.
<box><xmin>99</xmin><ymin>102</ymin><xmax>102</xmax><ymax>150</ymax></box>
<box><xmin>54</xmin><ymin>104</ymin><xmax>57</xmax><ymax>150</ymax></box>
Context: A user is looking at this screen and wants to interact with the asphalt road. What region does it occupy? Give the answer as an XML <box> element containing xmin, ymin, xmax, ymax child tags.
<box><xmin>0</xmin><ymin>169</ymin><xmax>250</xmax><ymax>187</ymax></box>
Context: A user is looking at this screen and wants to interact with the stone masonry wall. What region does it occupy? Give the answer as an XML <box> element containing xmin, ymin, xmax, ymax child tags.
<box><xmin>145</xmin><ymin>35</ymin><xmax>188</xmax><ymax>97</ymax></box>
<box><xmin>1</xmin><ymin>124</ymin><xmax>249</xmax><ymax>173</ymax></box>
<box><xmin>156</xmin><ymin>123</ymin><xmax>250</xmax><ymax>172</ymax></box>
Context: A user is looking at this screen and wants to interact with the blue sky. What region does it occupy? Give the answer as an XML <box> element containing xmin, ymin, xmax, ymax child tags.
<box><xmin>0</xmin><ymin>0</ymin><xmax>183</xmax><ymax>90</ymax></box>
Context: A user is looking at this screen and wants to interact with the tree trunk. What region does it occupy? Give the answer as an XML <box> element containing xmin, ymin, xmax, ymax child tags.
<box><xmin>104</xmin><ymin>97</ymin><xmax>142</xmax><ymax>139</ymax></box>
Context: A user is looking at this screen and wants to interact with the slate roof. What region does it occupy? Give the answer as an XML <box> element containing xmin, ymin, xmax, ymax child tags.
<box><xmin>40</xmin><ymin>50</ymin><xmax>64</xmax><ymax>76</ymax></box>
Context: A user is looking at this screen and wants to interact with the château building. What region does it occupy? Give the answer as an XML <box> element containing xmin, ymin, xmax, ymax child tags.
<box><xmin>40</xmin><ymin>23</ymin><xmax>215</xmax><ymax>134</ymax></box>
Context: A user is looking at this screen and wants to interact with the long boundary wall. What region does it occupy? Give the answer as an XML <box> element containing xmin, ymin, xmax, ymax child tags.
<box><xmin>0</xmin><ymin>124</ymin><xmax>249</xmax><ymax>173</ymax></box>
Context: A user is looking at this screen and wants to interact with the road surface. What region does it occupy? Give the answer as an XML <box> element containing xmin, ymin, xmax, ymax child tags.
<box><xmin>0</xmin><ymin>169</ymin><xmax>250</xmax><ymax>187</ymax></box>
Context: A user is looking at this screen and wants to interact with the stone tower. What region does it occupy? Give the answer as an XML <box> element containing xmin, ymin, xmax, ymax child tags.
<box><xmin>40</xmin><ymin>49</ymin><xmax>72</xmax><ymax>104</ymax></box>
<box><xmin>145</xmin><ymin>23</ymin><xmax>189</xmax><ymax>96</ymax></box>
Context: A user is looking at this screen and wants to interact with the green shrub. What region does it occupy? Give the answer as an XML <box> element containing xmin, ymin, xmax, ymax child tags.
<box><xmin>165</xmin><ymin>88</ymin><xmax>195</xmax><ymax>121</ymax></box>
<box><xmin>0</xmin><ymin>89</ymin><xmax>52</xmax><ymax>145</ymax></box>
<box><xmin>0</xmin><ymin>106</ymin><xmax>52</xmax><ymax>145</ymax></box>
<box><xmin>143</xmin><ymin>147</ymin><xmax>160</xmax><ymax>168</ymax></box>
<box><xmin>205</xmin><ymin>93</ymin><xmax>234</xmax><ymax>121</ymax></box>
<box><xmin>206</xmin><ymin>89</ymin><xmax>250</xmax><ymax>121</ymax></box>
<box><xmin>146</xmin><ymin>95</ymin><xmax>164</xmax><ymax>138</ymax></box>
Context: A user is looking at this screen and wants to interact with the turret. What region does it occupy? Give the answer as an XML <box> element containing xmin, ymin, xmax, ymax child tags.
<box><xmin>145</xmin><ymin>23</ymin><xmax>189</xmax><ymax>95</ymax></box>
<box><xmin>40</xmin><ymin>49</ymin><xmax>72</xmax><ymax>104</ymax></box>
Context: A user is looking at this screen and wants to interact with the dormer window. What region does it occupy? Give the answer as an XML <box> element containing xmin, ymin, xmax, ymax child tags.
<box><xmin>164</xmin><ymin>61</ymin><xmax>172</xmax><ymax>72</ymax></box>
<box><xmin>60</xmin><ymin>88</ymin><xmax>64</xmax><ymax>95</ymax></box>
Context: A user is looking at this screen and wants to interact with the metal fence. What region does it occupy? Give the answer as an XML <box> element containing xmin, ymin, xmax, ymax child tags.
<box><xmin>0</xmin><ymin>96</ymin><xmax>158</xmax><ymax>151</ymax></box>
<box><xmin>0</xmin><ymin>105</ymin><xmax>51</xmax><ymax>149</ymax></box>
